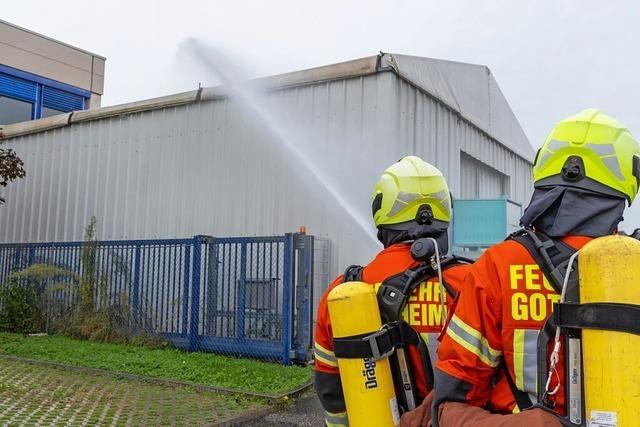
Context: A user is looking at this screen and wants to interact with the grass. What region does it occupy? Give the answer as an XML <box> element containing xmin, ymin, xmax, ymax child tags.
<box><xmin>0</xmin><ymin>332</ymin><xmax>311</xmax><ymax>395</ymax></box>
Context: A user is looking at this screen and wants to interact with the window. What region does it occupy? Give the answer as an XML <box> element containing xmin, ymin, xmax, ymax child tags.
<box><xmin>0</xmin><ymin>64</ymin><xmax>89</xmax><ymax>123</ymax></box>
<box><xmin>0</xmin><ymin>95</ymin><xmax>33</xmax><ymax>125</ymax></box>
<box><xmin>41</xmin><ymin>106</ymin><xmax>66</xmax><ymax>118</ymax></box>
<box><xmin>42</xmin><ymin>86</ymin><xmax>85</xmax><ymax>113</ymax></box>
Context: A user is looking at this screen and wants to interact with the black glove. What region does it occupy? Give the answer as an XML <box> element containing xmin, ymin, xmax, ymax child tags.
<box><xmin>632</xmin><ymin>228</ymin><xmax>640</xmax><ymax>240</ymax></box>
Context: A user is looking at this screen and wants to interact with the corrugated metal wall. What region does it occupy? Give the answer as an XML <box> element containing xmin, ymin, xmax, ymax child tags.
<box><xmin>0</xmin><ymin>70</ymin><xmax>532</xmax><ymax>299</ymax></box>
<box><xmin>460</xmin><ymin>152</ymin><xmax>508</xmax><ymax>199</ymax></box>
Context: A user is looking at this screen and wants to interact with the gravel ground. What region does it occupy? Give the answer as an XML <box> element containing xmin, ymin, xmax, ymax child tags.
<box><xmin>237</xmin><ymin>390</ymin><xmax>324</xmax><ymax>427</ymax></box>
<box><xmin>0</xmin><ymin>358</ymin><xmax>268</xmax><ymax>426</ymax></box>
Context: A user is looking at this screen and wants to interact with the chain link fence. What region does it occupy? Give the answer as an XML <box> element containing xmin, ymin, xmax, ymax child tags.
<box><xmin>0</xmin><ymin>233</ymin><xmax>327</xmax><ymax>365</ymax></box>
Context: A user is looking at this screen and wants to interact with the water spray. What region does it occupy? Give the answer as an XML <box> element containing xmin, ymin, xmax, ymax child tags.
<box><xmin>178</xmin><ymin>38</ymin><xmax>379</xmax><ymax>248</ymax></box>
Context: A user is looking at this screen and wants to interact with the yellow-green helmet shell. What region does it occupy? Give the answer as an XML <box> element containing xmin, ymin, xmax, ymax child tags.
<box><xmin>533</xmin><ymin>109</ymin><xmax>640</xmax><ymax>204</ymax></box>
<box><xmin>372</xmin><ymin>156</ymin><xmax>451</xmax><ymax>228</ymax></box>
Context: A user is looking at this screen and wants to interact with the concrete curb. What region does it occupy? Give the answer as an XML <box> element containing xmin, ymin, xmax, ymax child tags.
<box><xmin>0</xmin><ymin>354</ymin><xmax>314</xmax><ymax>401</ymax></box>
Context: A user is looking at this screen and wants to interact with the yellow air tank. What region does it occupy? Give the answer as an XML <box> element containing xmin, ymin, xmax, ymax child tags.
<box><xmin>327</xmin><ymin>281</ymin><xmax>400</xmax><ymax>427</ymax></box>
<box><xmin>578</xmin><ymin>235</ymin><xmax>640</xmax><ymax>426</ymax></box>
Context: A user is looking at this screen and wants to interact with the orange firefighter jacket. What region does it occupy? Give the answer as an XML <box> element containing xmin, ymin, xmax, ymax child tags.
<box><xmin>314</xmin><ymin>243</ymin><xmax>470</xmax><ymax>426</ymax></box>
<box><xmin>434</xmin><ymin>235</ymin><xmax>592</xmax><ymax>419</ymax></box>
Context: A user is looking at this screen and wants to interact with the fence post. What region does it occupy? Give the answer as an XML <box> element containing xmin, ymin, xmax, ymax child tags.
<box><xmin>182</xmin><ymin>242</ymin><xmax>191</xmax><ymax>336</ymax></box>
<box><xmin>131</xmin><ymin>244</ymin><xmax>141</xmax><ymax>328</ymax></box>
<box><xmin>188</xmin><ymin>236</ymin><xmax>202</xmax><ymax>352</ymax></box>
<box><xmin>294</xmin><ymin>234</ymin><xmax>314</xmax><ymax>363</ymax></box>
<box><xmin>27</xmin><ymin>246</ymin><xmax>35</xmax><ymax>266</ymax></box>
<box><xmin>237</xmin><ymin>240</ymin><xmax>247</xmax><ymax>341</ymax></box>
<box><xmin>12</xmin><ymin>248</ymin><xmax>21</xmax><ymax>272</ymax></box>
<box><xmin>205</xmin><ymin>238</ymin><xmax>217</xmax><ymax>336</ymax></box>
<box><xmin>282</xmin><ymin>233</ymin><xmax>294</xmax><ymax>365</ymax></box>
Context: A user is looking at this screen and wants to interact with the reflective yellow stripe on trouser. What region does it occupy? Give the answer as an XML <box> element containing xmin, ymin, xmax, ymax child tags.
<box><xmin>325</xmin><ymin>410</ymin><xmax>348</xmax><ymax>427</ymax></box>
<box><xmin>446</xmin><ymin>314</ymin><xmax>501</xmax><ymax>367</ymax></box>
<box><xmin>512</xmin><ymin>328</ymin><xmax>539</xmax><ymax>406</ymax></box>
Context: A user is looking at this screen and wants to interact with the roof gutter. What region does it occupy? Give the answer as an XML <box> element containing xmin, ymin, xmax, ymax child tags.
<box><xmin>0</xmin><ymin>89</ymin><xmax>203</xmax><ymax>140</ymax></box>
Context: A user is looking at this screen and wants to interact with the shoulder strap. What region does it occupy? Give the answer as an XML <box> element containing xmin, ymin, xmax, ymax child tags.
<box><xmin>377</xmin><ymin>265</ymin><xmax>431</xmax><ymax>323</ymax></box>
<box><xmin>508</xmin><ymin>229</ymin><xmax>577</xmax><ymax>293</ymax></box>
<box><xmin>342</xmin><ymin>265</ymin><xmax>364</xmax><ymax>283</ymax></box>
<box><xmin>377</xmin><ymin>256</ymin><xmax>470</xmax><ymax>323</ymax></box>
<box><xmin>438</xmin><ymin>255</ymin><xmax>473</xmax><ymax>298</ymax></box>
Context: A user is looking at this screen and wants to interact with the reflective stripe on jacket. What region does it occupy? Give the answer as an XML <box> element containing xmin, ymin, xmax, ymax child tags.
<box><xmin>434</xmin><ymin>235</ymin><xmax>592</xmax><ymax>418</ymax></box>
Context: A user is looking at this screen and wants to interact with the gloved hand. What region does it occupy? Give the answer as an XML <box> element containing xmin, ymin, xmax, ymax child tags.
<box><xmin>400</xmin><ymin>390</ymin><xmax>434</xmax><ymax>427</ymax></box>
<box><xmin>437</xmin><ymin>402</ymin><xmax>562</xmax><ymax>427</ymax></box>
<box><xmin>631</xmin><ymin>228</ymin><xmax>640</xmax><ymax>240</ymax></box>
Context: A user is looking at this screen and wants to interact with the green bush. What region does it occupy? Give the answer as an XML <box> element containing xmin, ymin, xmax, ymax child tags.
<box><xmin>0</xmin><ymin>218</ymin><xmax>167</xmax><ymax>346</ymax></box>
<box><xmin>0</xmin><ymin>281</ymin><xmax>41</xmax><ymax>333</ymax></box>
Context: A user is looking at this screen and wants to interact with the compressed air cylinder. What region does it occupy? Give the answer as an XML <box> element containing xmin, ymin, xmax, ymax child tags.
<box><xmin>327</xmin><ymin>281</ymin><xmax>400</xmax><ymax>427</ymax></box>
<box><xmin>578</xmin><ymin>235</ymin><xmax>640</xmax><ymax>426</ymax></box>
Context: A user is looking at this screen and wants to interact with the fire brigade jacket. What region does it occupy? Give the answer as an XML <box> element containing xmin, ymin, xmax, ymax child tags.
<box><xmin>433</xmin><ymin>235</ymin><xmax>592</xmax><ymax>426</ymax></box>
<box><xmin>314</xmin><ymin>242</ymin><xmax>470</xmax><ymax>427</ymax></box>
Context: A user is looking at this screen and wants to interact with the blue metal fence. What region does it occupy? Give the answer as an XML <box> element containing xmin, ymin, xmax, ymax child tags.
<box><xmin>0</xmin><ymin>233</ymin><xmax>317</xmax><ymax>365</ymax></box>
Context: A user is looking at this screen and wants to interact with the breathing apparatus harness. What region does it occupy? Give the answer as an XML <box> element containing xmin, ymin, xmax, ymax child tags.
<box><xmin>332</xmin><ymin>237</ymin><xmax>472</xmax><ymax>413</ymax></box>
<box><xmin>508</xmin><ymin>228</ymin><xmax>640</xmax><ymax>426</ymax></box>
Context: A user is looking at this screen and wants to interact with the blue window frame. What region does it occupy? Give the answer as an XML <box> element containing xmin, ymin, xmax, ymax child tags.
<box><xmin>0</xmin><ymin>63</ymin><xmax>90</xmax><ymax>123</ymax></box>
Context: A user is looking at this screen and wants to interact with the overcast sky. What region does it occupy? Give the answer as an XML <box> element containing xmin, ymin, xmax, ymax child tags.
<box><xmin>4</xmin><ymin>0</ymin><xmax>640</xmax><ymax>229</ymax></box>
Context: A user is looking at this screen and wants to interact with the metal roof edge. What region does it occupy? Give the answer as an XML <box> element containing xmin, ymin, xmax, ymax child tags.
<box><xmin>255</xmin><ymin>55</ymin><xmax>379</xmax><ymax>88</ymax></box>
<box><xmin>0</xmin><ymin>89</ymin><xmax>201</xmax><ymax>140</ymax></box>
<box><xmin>71</xmin><ymin>89</ymin><xmax>201</xmax><ymax>124</ymax></box>
<box><xmin>0</xmin><ymin>113</ymin><xmax>72</xmax><ymax>140</ymax></box>
<box><xmin>200</xmin><ymin>55</ymin><xmax>380</xmax><ymax>102</ymax></box>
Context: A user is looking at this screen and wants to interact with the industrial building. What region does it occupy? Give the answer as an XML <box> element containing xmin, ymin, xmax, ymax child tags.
<box><xmin>0</xmin><ymin>53</ymin><xmax>534</xmax><ymax>304</ymax></box>
<box><xmin>0</xmin><ymin>19</ymin><xmax>104</xmax><ymax>125</ymax></box>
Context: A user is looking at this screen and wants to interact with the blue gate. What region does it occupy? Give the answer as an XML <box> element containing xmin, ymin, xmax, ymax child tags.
<box><xmin>0</xmin><ymin>233</ymin><xmax>317</xmax><ymax>365</ymax></box>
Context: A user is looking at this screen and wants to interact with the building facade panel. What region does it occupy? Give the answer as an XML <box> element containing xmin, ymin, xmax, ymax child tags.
<box><xmin>0</xmin><ymin>67</ymin><xmax>533</xmax><ymax>302</ymax></box>
<box><xmin>0</xmin><ymin>19</ymin><xmax>104</xmax><ymax>123</ymax></box>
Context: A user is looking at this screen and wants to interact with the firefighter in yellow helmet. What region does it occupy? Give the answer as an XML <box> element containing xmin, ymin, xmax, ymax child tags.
<box><xmin>314</xmin><ymin>156</ymin><xmax>472</xmax><ymax>426</ymax></box>
<box><xmin>433</xmin><ymin>109</ymin><xmax>640</xmax><ymax>426</ymax></box>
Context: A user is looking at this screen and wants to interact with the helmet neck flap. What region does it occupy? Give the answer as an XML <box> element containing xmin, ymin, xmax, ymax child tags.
<box><xmin>377</xmin><ymin>220</ymin><xmax>449</xmax><ymax>254</ymax></box>
<box><xmin>520</xmin><ymin>186</ymin><xmax>625</xmax><ymax>238</ymax></box>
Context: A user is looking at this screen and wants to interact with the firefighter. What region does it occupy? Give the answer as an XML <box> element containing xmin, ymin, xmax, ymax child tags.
<box><xmin>433</xmin><ymin>109</ymin><xmax>640</xmax><ymax>426</ymax></box>
<box><xmin>314</xmin><ymin>156</ymin><xmax>472</xmax><ymax>427</ymax></box>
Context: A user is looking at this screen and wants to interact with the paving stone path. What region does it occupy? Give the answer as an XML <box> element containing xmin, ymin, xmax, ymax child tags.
<box><xmin>0</xmin><ymin>358</ymin><xmax>268</xmax><ymax>426</ymax></box>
